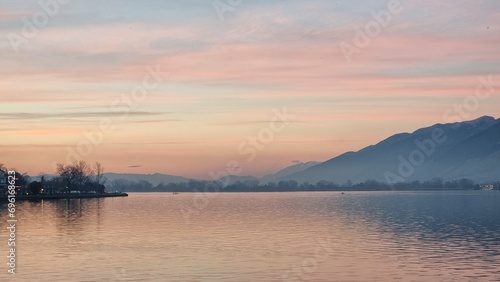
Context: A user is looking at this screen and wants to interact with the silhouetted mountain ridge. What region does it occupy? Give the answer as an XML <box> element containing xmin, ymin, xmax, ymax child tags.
<box><xmin>30</xmin><ymin>117</ymin><xmax>498</xmax><ymax>187</ymax></box>
<box><xmin>279</xmin><ymin>116</ymin><xmax>500</xmax><ymax>184</ymax></box>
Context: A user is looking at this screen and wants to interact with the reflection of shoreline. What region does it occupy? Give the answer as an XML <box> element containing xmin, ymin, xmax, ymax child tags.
<box><xmin>0</xmin><ymin>192</ymin><xmax>128</xmax><ymax>202</ymax></box>
<box><xmin>52</xmin><ymin>197</ymin><xmax>106</xmax><ymax>236</ymax></box>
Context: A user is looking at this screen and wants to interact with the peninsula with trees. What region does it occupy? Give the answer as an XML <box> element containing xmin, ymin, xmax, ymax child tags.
<box><xmin>0</xmin><ymin>161</ymin><xmax>127</xmax><ymax>201</ymax></box>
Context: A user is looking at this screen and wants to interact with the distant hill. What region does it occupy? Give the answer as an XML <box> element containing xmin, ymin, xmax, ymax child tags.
<box><xmin>260</xmin><ymin>161</ymin><xmax>320</xmax><ymax>184</ymax></box>
<box><xmin>218</xmin><ymin>175</ymin><xmax>260</xmax><ymax>186</ymax></box>
<box><xmin>103</xmin><ymin>173</ymin><xmax>191</xmax><ymax>186</ymax></box>
<box><xmin>279</xmin><ymin>116</ymin><xmax>500</xmax><ymax>184</ymax></box>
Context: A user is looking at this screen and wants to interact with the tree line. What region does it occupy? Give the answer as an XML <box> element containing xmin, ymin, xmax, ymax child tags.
<box><xmin>108</xmin><ymin>177</ymin><xmax>497</xmax><ymax>193</ymax></box>
<box><xmin>2</xmin><ymin>161</ymin><xmax>498</xmax><ymax>195</ymax></box>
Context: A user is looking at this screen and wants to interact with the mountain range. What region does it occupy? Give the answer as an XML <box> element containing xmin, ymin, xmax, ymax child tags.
<box><xmin>277</xmin><ymin>116</ymin><xmax>500</xmax><ymax>184</ymax></box>
<box><xmin>33</xmin><ymin>116</ymin><xmax>500</xmax><ymax>186</ymax></box>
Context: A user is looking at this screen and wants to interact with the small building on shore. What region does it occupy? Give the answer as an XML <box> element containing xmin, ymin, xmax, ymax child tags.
<box><xmin>479</xmin><ymin>183</ymin><xmax>495</xmax><ymax>190</ymax></box>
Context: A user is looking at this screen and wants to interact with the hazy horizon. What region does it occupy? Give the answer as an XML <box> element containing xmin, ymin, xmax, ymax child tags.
<box><xmin>7</xmin><ymin>115</ymin><xmax>500</xmax><ymax>182</ymax></box>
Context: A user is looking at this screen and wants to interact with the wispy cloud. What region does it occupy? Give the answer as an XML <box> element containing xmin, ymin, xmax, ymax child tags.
<box><xmin>0</xmin><ymin>111</ymin><xmax>164</xmax><ymax>120</ymax></box>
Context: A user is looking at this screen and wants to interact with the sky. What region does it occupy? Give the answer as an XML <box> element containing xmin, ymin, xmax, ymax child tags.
<box><xmin>1</xmin><ymin>0</ymin><xmax>499</xmax><ymax>179</ymax></box>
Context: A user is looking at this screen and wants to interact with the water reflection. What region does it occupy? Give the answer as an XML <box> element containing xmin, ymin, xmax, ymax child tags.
<box><xmin>6</xmin><ymin>198</ymin><xmax>107</xmax><ymax>235</ymax></box>
<box><xmin>0</xmin><ymin>192</ymin><xmax>499</xmax><ymax>281</ymax></box>
<box><xmin>322</xmin><ymin>191</ymin><xmax>500</xmax><ymax>280</ymax></box>
<box><xmin>53</xmin><ymin>198</ymin><xmax>106</xmax><ymax>235</ymax></box>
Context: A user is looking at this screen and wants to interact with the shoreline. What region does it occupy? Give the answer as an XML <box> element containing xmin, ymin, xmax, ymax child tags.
<box><xmin>122</xmin><ymin>188</ymin><xmax>496</xmax><ymax>193</ymax></box>
<box><xmin>0</xmin><ymin>192</ymin><xmax>128</xmax><ymax>202</ymax></box>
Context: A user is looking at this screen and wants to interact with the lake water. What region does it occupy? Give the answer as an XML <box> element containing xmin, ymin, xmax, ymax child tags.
<box><xmin>1</xmin><ymin>191</ymin><xmax>500</xmax><ymax>281</ymax></box>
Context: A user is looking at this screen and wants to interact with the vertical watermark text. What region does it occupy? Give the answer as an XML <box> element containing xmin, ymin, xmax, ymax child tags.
<box><xmin>6</xmin><ymin>170</ymin><xmax>17</xmax><ymax>275</ymax></box>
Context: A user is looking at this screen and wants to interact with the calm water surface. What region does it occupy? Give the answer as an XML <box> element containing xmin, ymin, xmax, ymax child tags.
<box><xmin>1</xmin><ymin>191</ymin><xmax>500</xmax><ymax>281</ymax></box>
